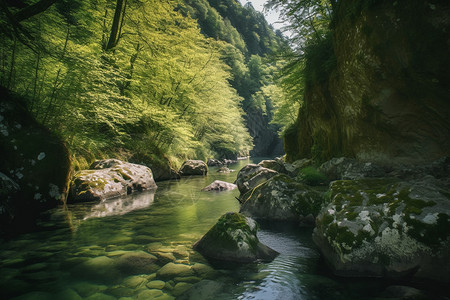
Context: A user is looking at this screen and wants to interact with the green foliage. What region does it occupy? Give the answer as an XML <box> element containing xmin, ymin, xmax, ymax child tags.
<box><xmin>296</xmin><ymin>166</ymin><xmax>328</xmax><ymax>186</ymax></box>
<box><xmin>0</xmin><ymin>0</ymin><xmax>254</xmax><ymax>168</ymax></box>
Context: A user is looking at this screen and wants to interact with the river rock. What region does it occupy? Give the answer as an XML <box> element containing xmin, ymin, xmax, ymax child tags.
<box><xmin>69</xmin><ymin>159</ymin><xmax>157</xmax><ymax>202</ymax></box>
<box><xmin>217</xmin><ymin>166</ymin><xmax>233</xmax><ymax>173</ymax></box>
<box><xmin>193</xmin><ymin>212</ymin><xmax>279</xmax><ymax>263</ymax></box>
<box><xmin>318</xmin><ymin>157</ymin><xmax>385</xmax><ymax>181</ymax></box>
<box><xmin>240</xmin><ymin>174</ymin><xmax>325</xmax><ymax>225</ymax></box>
<box><xmin>313</xmin><ymin>177</ymin><xmax>450</xmax><ymax>282</ymax></box>
<box><xmin>157</xmin><ymin>263</ymin><xmax>195</xmax><ymax>279</ymax></box>
<box><xmin>178</xmin><ymin>280</ymin><xmax>225</xmax><ymax>300</ymax></box>
<box><xmin>207</xmin><ymin>159</ymin><xmax>222</xmax><ymax>166</ymax></box>
<box><xmin>201</xmin><ymin>180</ymin><xmax>237</xmax><ymax>192</ymax></box>
<box><xmin>0</xmin><ymin>87</ymin><xmax>71</xmax><ymax>234</ymax></box>
<box><xmin>258</xmin><ymin>159</ymin><xmax>288</xmax><ymax>174</ymax></box>
<box><xmin>179</xmin><ymin>160</ymin><xmax>208</xmax><ymax>176</ymax></box>
<box><xmin>115</xmin><ymin>251</ymin><xmax>159</xmax><ymax>275</ymax></box>
<box><xmin>235</xmin><ymin>164</ymin><xmax>278</xmax><ymax>195</ymax></box>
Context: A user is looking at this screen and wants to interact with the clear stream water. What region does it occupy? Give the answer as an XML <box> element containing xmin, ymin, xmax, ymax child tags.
<box><xmin>0</xmin><ymin>158</ymin><xmax>446</xmax><ymax>300</ymax></box>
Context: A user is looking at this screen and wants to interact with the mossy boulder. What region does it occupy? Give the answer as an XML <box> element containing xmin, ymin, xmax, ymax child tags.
<box><xmin>235</xmin><ymin>164</ymin><xmax>278</xmax><ymax>195</ymax></box>
<box><xmin>179</xmin><ymin>160</ymin><xmax>208</xmax><ymax>176</ymax></box>
<box><xmin>201</xmin><ymin>180</ymin><xmax>237</xmax><ymax>192</ymax></box>
<box><xmin>69</xmin><ymin>159</ymin><xmax>157</xmax><ymax>202</ymax></box>
<box><xmin>193</xmin><ymin>212</ymin><xmax>278</xmax><ymax>263</ymax></box>
<box><xmin>0</xmin><ymin>87</ymin><xmax>71</xmax><ymax>234</ymax></box>
<box><xmin>313</xmin><ymin>177</ymin><xmax>450</xmax><ymax>282</ymax></box>
<box><xmin>240</xmin><ymin>174</ymin><xmax>326</xmax><ymax>225</ymax></box>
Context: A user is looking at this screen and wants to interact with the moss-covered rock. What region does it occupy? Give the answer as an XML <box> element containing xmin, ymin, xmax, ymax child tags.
<box><xmin>240</xmin><ymin>174</ymin><xmax>326</xmax><ymax>225</ymax></box>
<box><xmin>179</xmin><ymin>160</ymin><xmax>208</xmax><ymax>176</ymax></box>
<box><xmin>313</xmin><ymin>177</ymin><xmax>450</xmax><ymax>282</ymax></box>
<box><xmin>69</xmin><ymin>159</ymin><xmax>157</xmax><ymax>202</ymax></box>
<box><xmin>193</xmin><ymin>212</ymin><xmax>278</xmax><ymax>263</ymax></box>
<box><xmin>0</xmin><ymin>87</ymin><xmax>71</xmax><ymax>234</ymax></box>
<box><xmin>235</xmin><ymin>164</ymin><xmax>278</xmax><ymax>195</ymax></box>
<box><xmin>257</xmin><ymin>159</ymin><xmax>288</xmax><ymax>174</ymax></box>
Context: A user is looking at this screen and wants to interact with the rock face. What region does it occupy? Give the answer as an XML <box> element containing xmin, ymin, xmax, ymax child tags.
<box><xmin>313</xmin><ymin>177</ymin><xmax>450</xmax><ymax>282</ymax></box>
<box><xmin>235</xmin><ymin>164</ymin><xmax>278</xmax><ymax>195</ymax></box>
<box><xmin>194</xmin><ymin>212</ymin><xmax>278</xmax><ymax>263</ymax></box>
<box><xmin>318</xmin><ymin>157</ymin><xmax>385</xmax><ymax>181</ymax></box>
<box><xmin>0</xmin><ymin>87</ymin><xmax>71</xmax><ymax>234</ymax></box>
<box><xmin>284</xmin><ymin>0</ymin><xmax>450</xmax><ymax>165</ymax></box>
<box><xmin>240</xmin><ymin>174</ymin><xmax>324</xmax><ymax>224</ymax></box>
<box><xmin>69</xmin><ymin>159</ymin><xmax>157</xmax><ymax>202</ymax></box>
<box><xmin>201</xmin><ymin>180</ymin><xmax>237</xmax><ymax>192</ymax></box>
<box><xmin>179</xmin><ymin>160</ymin><xmax>208</xmax><ymax>176</ymax></box>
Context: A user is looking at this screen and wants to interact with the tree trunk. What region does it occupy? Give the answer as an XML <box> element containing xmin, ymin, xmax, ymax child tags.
<box><xmin>105</xmin><ymin>0</ymin><xmax>126</xmax><ymax>51</ymax></box>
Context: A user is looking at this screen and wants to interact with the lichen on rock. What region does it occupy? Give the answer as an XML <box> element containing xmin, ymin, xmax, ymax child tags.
<box><xmin>313</xmin><ymin>177</ymin><xmax>450</xmax><ymax>281</ymax></box>
<box><xmin>193</xmin><ymin>212</ymin><xmax>278</xmax><ymax>263</ymax></box>
<box><xmin>239</xmin><ymin>174</ymin><xmax>326</xmax><ymax>225</ymax></box>
<box><xmin>69</xmin><ymin>159</ymin><xmax>157</xmax><ymax>202</ymax></box>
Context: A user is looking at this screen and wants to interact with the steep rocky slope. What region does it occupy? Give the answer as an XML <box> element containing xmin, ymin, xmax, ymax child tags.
<box><xmin>285</xmin><ymin>0</ymin><xmax>450</xmax><ymax>166</ymax></box>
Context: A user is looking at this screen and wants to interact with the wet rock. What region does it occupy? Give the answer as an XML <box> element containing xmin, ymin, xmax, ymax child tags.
<box><xmin>217</xmin><ymin>167</ymin><xmax>234</xmax><ymax>173</ymax></box>
<box><xmin>318</xmin><ymin>157</ymin><xmax>385</xmax><ymax>181</ymax></box>
<box><xmin>235</xmin><ymin>164</ymin><xmax>278</xmax><ymax>195</ymax></box>
<box><xmin>0</xmin><ymin>87</ymin><xmax>71</xmax><ymax>234</ymax></box>
<box><xmin>313</xmin><ymin>177</ymin><xmax>450</xmax><ymax>282</ymax></box>
<box><xmin>69</xmin><ymin>159</ymin><xmax>157</xmax><ymax>203</ymax></box>
<box><xmin>157</xmin><ymin>263</ymin><xmax>195</xmax><ymax>279</ymax></box>
<box><xmin>146</xmin><ymin>280</ymin><xmax>166</xmax><ymax>289</ymax></box>
<box><xmin>240</xmin><ymin>174</ymin><xmax>325</xmax><ymax>225</ymax></box>
<box><xmin>107</xmin><ymin>287</ymin><xmax>134</xmax><ymax>298</ymax></box>
<box><xmin>152</xmin><ymin>251</ymin><xmax>176</xmax><ymax>265</ymax></box>
<box><xmin>191</xmin><ymin>263</ymin><xmax>216</xmax><ymax>278</ymax></box>
<box><xmin>71</xmin><ymin>256</ymin><xmax>121</xmax><ymax>283</ymax></box>
<box><xmin>136</xmin><ymin>289</ymin><xmax>164</xmax><ymax>299</ymax></box>
<box><xmin>172</xmin><ymin>282</ymin><xmax>193</xmax><ymax>296</ymax></box>
<box><xmin>115</xmin><ymin>251</ymin><xmax>158</xmax><ymax>275</ymax></box>
<box><xmin>178</xmin><ymin>280</ymin><xmax>225</xmax><ymax>300</ymax></box>
<box><xmin>193</xmin><ymin>212</ymin><xmax>279</xmax><ymax>263</ymax></box>
<box><xmin>70</xmin><ymin>282</ymin><xmax>108</xmax><ymax>298</ymax></box>
<box><xmin>179</xmin><ymin>160</ymin><xmax>208</xmax><ymax>176</ymax></box>
<box><xmin>207</xmin><ymin>159</ymin><xmax>222</xmax><ymax>167</ymax></box>
<box><xmin>123</xmin><ymin>275</ymin><xmax>147</xmax><ymax>289</ymax></box>
<box><xmin>201</xmin><ymin>180</ymin><xmax>237</xmax><ymax>192</ymax></box>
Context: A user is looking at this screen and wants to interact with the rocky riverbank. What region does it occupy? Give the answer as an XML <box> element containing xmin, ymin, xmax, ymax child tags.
<box><xmin>234</xmin><ymin>156</ymin><xmax>450</xmax><ymax>283</ymax></box>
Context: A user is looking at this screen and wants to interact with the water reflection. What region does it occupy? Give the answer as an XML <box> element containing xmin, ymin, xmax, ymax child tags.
<box><xmin>82</xmin><ymin>189</ymin><xmax>156</xmax><ymax>220</ymax></box>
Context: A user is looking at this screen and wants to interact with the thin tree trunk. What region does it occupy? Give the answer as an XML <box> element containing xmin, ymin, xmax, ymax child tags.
<box><xmin>105</xmin><ymin>0</ymin><xmax>126</xmax><ymax>51</ymax></box>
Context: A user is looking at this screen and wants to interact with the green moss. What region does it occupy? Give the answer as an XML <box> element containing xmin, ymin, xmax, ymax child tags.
<box><xmin>405</xmin><ymin>214</ymin><xmax>450</xmax><ymax>247</ymax></box>
<box><xmin>297</xmin><ymin>166</ymin><xmax>328</xmax><ymax>186</ymax></box>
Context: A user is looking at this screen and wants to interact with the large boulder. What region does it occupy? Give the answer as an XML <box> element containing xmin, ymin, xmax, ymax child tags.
<box><xmin>235</xmin><ymin>164</ymin><xmax>278</xmax><ymax>195</ymax></box>
<box><xmin>313</xmin><ymin>177</ymin><xmax>450</xmax><ymax>282</ymax></box>
<box><xmin>318</xmin><ymin>157</ymin><xmax>385</xmax><ymax>181</ymax></box>
<box><xmin>201</xmin><ymin>180</ymin><xmax>237</xmax><ymax>192</ymax></box>
<box><xmin>179</xmin><ymin>160</ymin><xmax>208</xmax><ymax>176</ymax></box>
<box><xmin>240</xmin><ymin>174</ymin><xmax>325</xmax><ymax>225</ymax></box>
<box><xmin>193</xmin><ymin>212</ymin><xmax>278</xmax><ymax>263</ymax></box>
<box><xmin>69</xmin><ymin>159</ymin><xmax>157</xmax><ymax>202</ymax></box>
<box><xmin>0</xmin><ymin>87</ymin><xmax>71</xmax><ymax>234</ymax></box>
